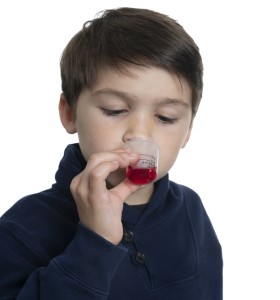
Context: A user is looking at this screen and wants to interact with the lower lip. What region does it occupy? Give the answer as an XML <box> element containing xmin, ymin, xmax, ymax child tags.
<box><xmin>126</xmin><ymin>166</ymin><xmax>157</xmax><ymax>185</ymax></box>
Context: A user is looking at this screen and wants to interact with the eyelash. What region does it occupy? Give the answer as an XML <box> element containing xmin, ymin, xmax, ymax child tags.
<box><xmin>100</xmin><ymin>108</ymin><xmax>178</xmax><ymax>125</ymax></box>
<box><xmin>101</xmin><ymin>108</ymin><xmax>127</xmax><ymax>116</ymax></box>
<box><xmin>156</xmin><ymin>115</ymin><xmax>178</xmax><ymax>124</ymax></box>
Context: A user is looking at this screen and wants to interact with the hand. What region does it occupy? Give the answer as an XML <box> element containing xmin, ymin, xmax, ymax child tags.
<box><xmin>70</xmin><ymin>148</ymin><xmax>140</xmax><ymax>245</ymax></box>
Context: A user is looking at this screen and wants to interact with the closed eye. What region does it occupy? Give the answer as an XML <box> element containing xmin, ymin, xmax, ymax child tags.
<box><xmin>156</xmin><ymin>114</ymin><xmax>178</xmax><ymax>124</ymax></box>
<box><xmin>101</xmin><ymin>108</ymin><xmax>127</xmax><ymax>116</ymax></box>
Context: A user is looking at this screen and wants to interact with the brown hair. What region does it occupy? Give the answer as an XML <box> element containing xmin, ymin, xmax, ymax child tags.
<box><xmin>60</xmin><ymin>7</ymin><xmax>203</xmax><ymax>118</ymax></box>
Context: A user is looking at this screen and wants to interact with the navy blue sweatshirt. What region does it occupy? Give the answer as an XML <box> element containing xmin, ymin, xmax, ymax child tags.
<box><xmin>0</xmin><ymin>144</ymin><xmax>223</xmax><ymax>299</ymax></box>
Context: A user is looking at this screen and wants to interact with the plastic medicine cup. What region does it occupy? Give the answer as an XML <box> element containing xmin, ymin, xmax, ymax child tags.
<box><xmin>123</xmin><ymin>138</ymin><xmax>159</xmax><ymax>185</ymax></box>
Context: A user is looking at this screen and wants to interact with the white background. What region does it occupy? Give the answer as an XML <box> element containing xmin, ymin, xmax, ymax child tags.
<box><xmin>0</xmin><ymin>1</ymin><xmax>279</xmax><ymax>299</ymax></box>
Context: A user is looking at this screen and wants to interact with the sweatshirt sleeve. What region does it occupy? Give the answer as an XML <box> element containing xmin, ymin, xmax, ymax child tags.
<box><xmin>0</xmin><ymin>223</ymin><xmax>128</xmax><ymax>299</ymax></box>
<box><xmin>185</xmin><ymin>191</ymin><xmax>223</xmax><ymax>300</ymax></box>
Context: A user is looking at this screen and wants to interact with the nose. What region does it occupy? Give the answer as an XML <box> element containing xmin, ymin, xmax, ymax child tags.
<box><xmin>122</xmin><ymin>113</ymin><xmax>153</xmax><ymax>143</ymax></box>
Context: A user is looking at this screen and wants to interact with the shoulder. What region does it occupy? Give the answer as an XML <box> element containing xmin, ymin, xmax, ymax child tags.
<box><xmin>168</xmin><ymin>179</ymin><xmax>203</xmax><ymax>208</ymax></box>
<box><xmin>168</xmin><ymin>180</ymin><xmax>217</xmax><ymax>235</ymax></box>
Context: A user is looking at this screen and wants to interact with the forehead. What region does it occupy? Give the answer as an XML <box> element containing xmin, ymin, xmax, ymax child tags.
<box><xmin>92</xmin><ymin>65</ymin><xmax>192</xmax><ymax>105</ymax></box>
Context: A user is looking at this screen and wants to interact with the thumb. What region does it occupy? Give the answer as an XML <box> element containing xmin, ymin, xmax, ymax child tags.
<box><xmin>109</xmin><ymin>178</ymin><xmax>142</xmax><ymax>202</ymax></box>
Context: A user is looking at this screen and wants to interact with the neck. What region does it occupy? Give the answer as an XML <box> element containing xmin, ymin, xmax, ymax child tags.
<box><xmin>125</xmin><ymin>183</ymin><xmax>155</xmax><ymax>205</ymax></box>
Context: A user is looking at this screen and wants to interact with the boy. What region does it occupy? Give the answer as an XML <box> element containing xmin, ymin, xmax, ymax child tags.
<box><xmin>0</xmin><ymin>7</ymin><xmax>222</xmax><ymax>299</ymax></box>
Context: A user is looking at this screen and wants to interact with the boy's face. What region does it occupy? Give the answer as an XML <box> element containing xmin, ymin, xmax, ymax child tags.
<box><xmin>60</xmin><ymin>66</ymin><xmax>193</xmax><ymax>187</ymax></box>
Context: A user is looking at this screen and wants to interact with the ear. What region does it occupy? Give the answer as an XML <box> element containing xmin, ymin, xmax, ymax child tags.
<box><xmin>59</xmin><ymin>94</ymin><xmax>77</xmax><ymax>134</ymax></box>
<box><xmin>181</xmin><ymin>127</ymin><xmax>192</xmax><ymax>149</ymax></box>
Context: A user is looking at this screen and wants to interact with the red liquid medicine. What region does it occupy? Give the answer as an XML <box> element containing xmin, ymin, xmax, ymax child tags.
<box><xmin>127</xmin><ymin>166</ymin><xmax>157</xmax><ymax>185</ymax></box>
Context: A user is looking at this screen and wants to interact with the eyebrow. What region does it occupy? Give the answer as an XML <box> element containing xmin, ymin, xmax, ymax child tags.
<box><xmin>92</xmin><ymin>88</ymin><xmax>134</xmax><ymax>102</ymax></box>
<box><xmin>92</xmin><ymin>88</ymin><xmax>190</xmax><ymax>107</ymax></box>
<box><xmin>158</xmin><ymin>98</ymin><xmax>190</xmax><ymax>107</ymax></box>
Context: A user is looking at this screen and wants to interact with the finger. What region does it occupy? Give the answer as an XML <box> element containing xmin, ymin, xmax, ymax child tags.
<box><xmin>109</xmin><ymin>178</ymin><xmax>142</xmax><ymax>202</ymax></box>
<box><xmin>87</xmin><ymin>160</ymin><xmax>120</xmax><ymax>197</ymax></box>
<box><xmin>70</xmin><ymin>158</ymin><xmax>119</xmax><ymax>201</ymax></box>
<box><xmin>70</xmin><ymin>171</ymin><xmax>85</xmax><ymax>199</ymax></box>
<box><xmin>86</xmin><ymin>151</ymin><xmax>138</xmax><ymax>170</ymax></box>
<box><xmin>70</xmin><ymin>151</ymin><xmax>139</xmax><ymax>205</ymax></box>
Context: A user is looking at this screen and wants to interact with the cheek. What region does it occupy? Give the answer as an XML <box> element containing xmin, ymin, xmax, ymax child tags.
<box><xmin>158</xmin><ymin>143</ymin><xmax>181</xmax><ymax>173</ymax></box>
<box><xmin>76</xmin><ymin>120</ymin><xmax>123</xmax><ymax>160</ymax></box>
<box><xmin>156</xmin><ymin>127</ymin><xmax>190</xmax><ymax>173</ymax></box>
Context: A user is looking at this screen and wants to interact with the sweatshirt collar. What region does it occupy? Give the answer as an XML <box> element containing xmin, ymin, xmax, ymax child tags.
<box><xmin>54</xmin><ymin>143</ymin><xmax>87</xmax><ymax>197</ymax></box>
